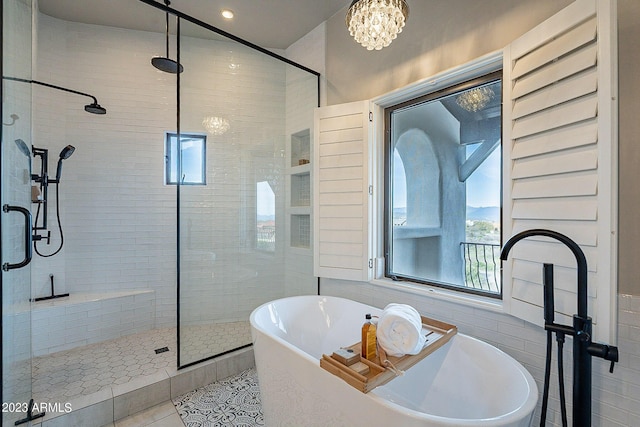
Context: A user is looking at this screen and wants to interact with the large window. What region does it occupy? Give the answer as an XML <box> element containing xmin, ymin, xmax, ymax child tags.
<box><xmin>165</xmin><ymin>132</ymin><xmax>206</xmax><ymax>185</ymax></box>
<box><xmin>385</xmin><ymin>73</ymin><xmax>502</xmax><ymax>297</ymax></box>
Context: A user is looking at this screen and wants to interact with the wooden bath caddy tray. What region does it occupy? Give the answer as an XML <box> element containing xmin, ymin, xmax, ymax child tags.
<box><xmin>320</xmin><ymin>316</ymin><xmax>457</xmax><ymax>393</ymax></box>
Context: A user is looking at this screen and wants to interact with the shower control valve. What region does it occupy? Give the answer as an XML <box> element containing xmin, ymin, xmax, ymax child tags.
<box><xmin>32</xmin><ymin>230</ymin><xmax>51</xmax><ymax>244</ymax></box>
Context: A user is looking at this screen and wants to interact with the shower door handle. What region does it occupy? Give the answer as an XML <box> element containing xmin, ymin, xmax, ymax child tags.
<box><xmin>2</xmin><ymin>204</ymin><xmax>33</xmax><ymax>271</ymax></box>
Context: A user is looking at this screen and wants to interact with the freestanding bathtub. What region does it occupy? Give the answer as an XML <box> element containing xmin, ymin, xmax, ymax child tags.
<box><xmin>250</xmin><ymin>295</ymin><xmax>538</xmax><ymax>427</ymax></box>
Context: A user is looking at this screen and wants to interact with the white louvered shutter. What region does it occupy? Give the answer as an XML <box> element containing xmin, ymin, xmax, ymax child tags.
<box><xmin>313</xmin><ymin>101</ymin><xmax>372</xmax><ymax>281</ymax></box>
<box><xmin>502</xmin><ymin>0</ymin><xmax>617</xmax><ymax>342</ymax></box>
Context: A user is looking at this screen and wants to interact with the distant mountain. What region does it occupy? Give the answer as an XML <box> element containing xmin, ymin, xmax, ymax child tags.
<box><xmin>394</xmin><ymin>206</ymin><xmax>499</xmax><ymax>222</ymax></box>
<box><xmin>466</xmin><ymin>206</ymin><xmax>500</xmax><ymax>222</ymax></box>
<box><xmin>257</xmin><ymin>215</ymin><xmax>275</xmax><ymax>222</ymax></box>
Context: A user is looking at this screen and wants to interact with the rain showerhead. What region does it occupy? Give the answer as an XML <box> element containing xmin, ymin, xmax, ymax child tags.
<box><xmin>85</xmin><ymin>102</ymin><xmax>107</xmax><ymax>115</ymax></box>
<box><xmin>15</xmin><ymin>139</ymin><xmax>31</xmax><ymax>157</ymax></box>
<box><xmin>55</xmin><ymin>145</ymin><xmax>75</xmax><ymax>182</ymax></box>
<box><xmin>152</xmin><ymin>0</ymin><xmax>183</xmax><ymax>74</ymax></box>
<box><xmin>151</xmin><ymin>57</ymin><xmax>183</xmax><ymax>74</ymax></box>
<box><xmin>3</xmin><ymin>76</ymin><xmax>107</xmax><ymax>115</ymax></box>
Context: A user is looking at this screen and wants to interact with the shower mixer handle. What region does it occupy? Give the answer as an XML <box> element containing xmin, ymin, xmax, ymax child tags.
<box><xmin>33</xmin><ymin>230</ymin><xmax>51</xmax><ymax>244</ymax></box>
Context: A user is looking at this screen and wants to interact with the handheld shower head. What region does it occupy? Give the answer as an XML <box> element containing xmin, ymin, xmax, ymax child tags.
<box><xmin>15</xmin><ymin>139</ymin><xmax>31</xmax><ymax>157</ymax></box>
<box><xmin>15</xmin><ymin>139</ymin><xmax>32</xmax><ymax>176</ymax></box>
<box><xmin>55</xmin><ymin>145</ymin><xmax>75</xmax><ymax>182</ymax></box>
<box><xmin>59</xmin><ymin>145</ymin><xmax>75</xmax><ymax>160</ymax></box>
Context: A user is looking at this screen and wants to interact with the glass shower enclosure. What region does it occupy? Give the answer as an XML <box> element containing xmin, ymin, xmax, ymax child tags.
<box><xmin>1</xmin><ymin>1</ymin><xmax>319</xmax><ymax>421</ymax></box>
<box><xmin>144</xmin><ymin>2</ymin><xmax>320</xmax><ymax>368</ymax></box>
<box><xmin>2</xmin><ymin>0</ymin><xmax>35</xmax><ymax>425</ymax></box>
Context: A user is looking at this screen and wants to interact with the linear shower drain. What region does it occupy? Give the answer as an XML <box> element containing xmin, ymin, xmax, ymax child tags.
<box><xmin>155</xmin><ymin>347</ymin><xmax>169</xmax><ymax>354</ymax></box>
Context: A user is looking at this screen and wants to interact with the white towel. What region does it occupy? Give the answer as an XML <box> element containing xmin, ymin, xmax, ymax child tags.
<box><xmin>376</xmin><ymin>303</ymin><xmax>426</xmax><ymax>357</ymax></box>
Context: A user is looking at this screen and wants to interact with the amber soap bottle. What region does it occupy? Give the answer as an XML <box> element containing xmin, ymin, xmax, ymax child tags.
<box><xmin>361</xmin><ymin>314</ymin><xmax>377</xmax><ymax>361</ymax></box>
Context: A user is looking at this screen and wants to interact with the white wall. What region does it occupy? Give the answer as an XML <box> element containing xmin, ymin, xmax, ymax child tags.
<box><xmin>31</xmin><ymin>12</ymin><xmax>318</xmax><ymax>331</ymax></box>
<box><xmin>283</xmin><ymin>22</ymin><xmax>325</xmax><ymax>298</ymax></box>
<box><xmin>33</xmin><ymin>14</ymin><xmax>177</xmax><ymax>327</ymax></box>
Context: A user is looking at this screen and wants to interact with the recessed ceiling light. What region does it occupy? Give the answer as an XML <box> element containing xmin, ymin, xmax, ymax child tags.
<box><xmin>221</xmin><ymin>9</ymin><xmax>234</xmax><ymax>20</ymax></box>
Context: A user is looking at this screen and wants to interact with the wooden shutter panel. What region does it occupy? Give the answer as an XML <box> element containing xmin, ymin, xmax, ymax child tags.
<box><xmin>314</xmin><ymin>101</ymin><xmax>372</xmax><ymax>281</ymax></box>
<box><xmin>503</xmin><ymin>0</ymin><xmax>617</xmax><ymax>342</ymax></box>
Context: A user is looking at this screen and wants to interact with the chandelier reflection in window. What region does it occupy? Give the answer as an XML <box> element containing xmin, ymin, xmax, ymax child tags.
<box><xmin>455</xmin><ymin>86</ymin><xmax>496</xmax><ymax>113</ymax></box>
<box><xmin>202</xmin><ymin>116</ymin><xmax>230</xmax><ymax>135</ymax></box>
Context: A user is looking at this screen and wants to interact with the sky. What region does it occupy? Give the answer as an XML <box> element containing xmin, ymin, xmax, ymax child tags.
<box><xmin>256</xmin><ymin>180</ymin><xmax>275</xmax><ymax>217</ymax></box>
<box><xmin>393</xmin><ymin>142</ymin><xmax>501</xmax><ymax>209</ymax></box>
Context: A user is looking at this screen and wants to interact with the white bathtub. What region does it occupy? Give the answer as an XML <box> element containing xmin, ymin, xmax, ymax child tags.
<box><xmin>250</xmin><ymin>295</ymin><xmax>538</xmax><ymax>427</ymax></box>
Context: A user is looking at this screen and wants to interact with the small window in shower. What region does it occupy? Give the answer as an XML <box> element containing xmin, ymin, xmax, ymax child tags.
<box><xmin>257</xmin><ymin>181</ymin><xmax>275</xmax><ymax>252</ymax></box>
<box><xmin>165</xmin><ymin>132</ymin><xmax>206</xmax><ymax>185</ymax></box>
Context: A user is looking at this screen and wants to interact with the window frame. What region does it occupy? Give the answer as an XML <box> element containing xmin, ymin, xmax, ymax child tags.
<box><xmin>165</xmin><ymin>132</ymin><xmax>207</xmax><ymax>186</ymax></box>
<box><xmin>382</xmin><ymin>71</ymin><xmax>504</xmax><ymax>299</ymax></box>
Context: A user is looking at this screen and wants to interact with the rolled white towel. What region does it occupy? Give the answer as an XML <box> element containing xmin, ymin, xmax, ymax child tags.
<box><xmin>376</xmin><ymin>303</ymin><xmax>426</xmax><ymax>357</ymax></box>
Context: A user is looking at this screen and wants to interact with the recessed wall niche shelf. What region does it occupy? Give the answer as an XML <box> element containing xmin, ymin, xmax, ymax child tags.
<box><xmin>291</xmin><ymin>129</ymin><xmax>310</xmax><ymax>167</ymax></box>
<box><xmin>291</xmin><ymin>173</ymin><xmax>310</xmax><ymax>207</ymax></box>
<box><xmin>288</xmin><ymin>129</ymin><xmax>311</xmax><ymax>249</ymax></box>
<box><xmin>291</xmin><ymin>214</ymin><xmax>311</xmax><ymax>248</ymax></box>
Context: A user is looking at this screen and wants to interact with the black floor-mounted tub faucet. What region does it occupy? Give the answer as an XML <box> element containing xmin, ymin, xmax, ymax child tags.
<box><xmin>501</xmin><ymin>229</ymin><xmax>618</xmax><ymax>427</ymax></box>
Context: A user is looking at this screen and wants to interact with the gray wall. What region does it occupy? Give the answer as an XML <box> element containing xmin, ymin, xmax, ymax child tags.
<box><xmin>617</xmin><ymin>0</ymin><xmax>640</xmax><ymax>296</ymax></box>
<box><xmin>325</xmin><ymin>0</ymin><xmax>640</xmax><ymax>296</ymax></box>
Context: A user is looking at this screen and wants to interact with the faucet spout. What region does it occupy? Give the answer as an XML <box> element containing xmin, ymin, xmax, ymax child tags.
<box><xmin>500</xmin><ymin>228</ymin><xmax>588</xmax><ymax>319</ymax></box>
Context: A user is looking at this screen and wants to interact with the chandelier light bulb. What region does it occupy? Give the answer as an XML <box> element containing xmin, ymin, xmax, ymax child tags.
<box><xmin>346</xmin><ymin>0</ymin><xmax>409</xmax><ymax>51</ymax></box>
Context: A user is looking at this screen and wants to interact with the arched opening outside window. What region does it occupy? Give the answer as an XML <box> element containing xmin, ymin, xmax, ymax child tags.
<box><xmin>394</xmin><ymin>129</ymin><xmax>440</xmax><ymax>229</ymax></box>
<box><xmin>385</xmin><ymin>73</ymin><xmax>502</xmax><ymax>297</ymax></box>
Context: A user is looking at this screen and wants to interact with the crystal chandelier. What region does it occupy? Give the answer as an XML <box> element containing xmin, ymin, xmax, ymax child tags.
<box><xmin>455</xmin><ymin>87</ymin><xmax>496</xmax><ymax>113</ymax></box>
<box><xmin>202</xmin><ymin>116</ymin><xmax>230</xmax><ymax>135</ymax></box>
<box><xmin>346</xmin><ymin>0</ymin><xmax>409</xmax><ymax>51</ymax></box>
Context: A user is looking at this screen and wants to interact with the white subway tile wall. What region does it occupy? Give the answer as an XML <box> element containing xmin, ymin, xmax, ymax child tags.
<box><xmin>33</xmin><ymin>14</ymin><xmax>178</xmax><ymax>329</ymax></box>
<box><xmin>30</xmin><ymin>291</ymin><xmax>155</xmax><ymax>356</ymax></box>
<box><xmin>283</xmin><ymin>25</ymin><xmax>324</xmax><ymax>297</ymax></box>
<box><xmin>30</xmin><ymin>10</ymin><xmax>318</xmax><ymax>354</ymax></box>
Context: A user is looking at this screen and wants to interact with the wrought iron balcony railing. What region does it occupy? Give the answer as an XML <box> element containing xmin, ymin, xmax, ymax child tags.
<box><xmin>460</xmin><ymin>242</ymin><xmax>501</xmax><ymax>294</ymax></box>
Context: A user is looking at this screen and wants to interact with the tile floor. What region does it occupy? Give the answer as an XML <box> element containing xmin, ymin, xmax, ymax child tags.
<box><xmin>174</xmin><ymin>368</ymin><xmax>263</xmax><ymax>426</ymax></box>
<box><xmin>113</xmin><ymin>401</ymin><xmax>184</xmax><ymax>427</ymax></box>
<box><xmin>113</xmin><ymin>368</ymin><xmax>263</xmax><ymax>427</ymax></box>
<box><xmin>180</xmin><ymin>322</ymin><xmax>253</xmax><ymax>365</ymax></box>
<box><xmin>33</xmin><ymin>322</ymin><xmax>252</xmax><ymax>405</ymax></box>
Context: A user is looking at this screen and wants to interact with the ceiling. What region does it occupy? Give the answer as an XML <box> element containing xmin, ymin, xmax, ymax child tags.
<box><xmin>37</xmin><ymin>0</ymin><xmax>348</xmax><ymax>50</ymax></box>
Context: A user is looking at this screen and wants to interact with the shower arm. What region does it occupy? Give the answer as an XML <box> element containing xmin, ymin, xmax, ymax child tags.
<box><xmin>3</xmin><ymin>76</ymin><xmax>99</xmax><ymax>106</ymax></box>
<box><xmin>164</xmin><ymin>0</ymin><xmax>171</xmax><ymax>57</ymax></box>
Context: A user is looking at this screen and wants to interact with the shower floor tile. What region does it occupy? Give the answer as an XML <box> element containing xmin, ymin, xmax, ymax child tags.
<box><xmin>32</xmin><ymin>322</ymin><xmax>251</xmax><ymax>404</ymax></box>
<box><xmin>180</xmin><ymin>321</ymin><xmax>253</xmax><ymax>365</ymax></box>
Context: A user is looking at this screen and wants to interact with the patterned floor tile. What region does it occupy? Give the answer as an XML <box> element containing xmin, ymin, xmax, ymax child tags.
<box><xmin>173</xmin><ymin>368</ymin><xmax>264</xmax><ymax>427</ymax></box>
